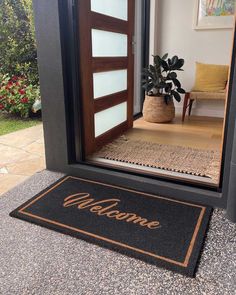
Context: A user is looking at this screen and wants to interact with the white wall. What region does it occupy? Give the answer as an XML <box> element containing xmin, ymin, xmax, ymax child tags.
<box><xmin>149</xmin><ymin>0</ymin><xmax>159</xmax><ymax>63</ymax></box>
<box><xmin>151</xmin><ymin>0</ymin><xmax>234</xmax><ymax>117</ymax></box>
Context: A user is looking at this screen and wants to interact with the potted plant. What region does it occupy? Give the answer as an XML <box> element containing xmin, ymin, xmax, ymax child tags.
<box><xmin>142</xmin><ymin>54</ymin><xmax>186</xmax><ymax>123</ymax></box>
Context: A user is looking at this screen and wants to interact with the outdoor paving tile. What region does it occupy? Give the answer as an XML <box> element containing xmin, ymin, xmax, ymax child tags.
<box><xmin>22</xmin><ymin>141</ymin><xmax>45</xmax><ymax>156</ymax></box>
<box><xmin>0</xmin><ymin>144</ymin><xmax>30</xmax><ymax>167</ymax></box>
<box><xmin>0</xmin><ymin>124</ymin><xmax>45</xmax><ymax>195</ymax></box>
<box><xmin>6</xmin><ymin>157</ymin><xmax>45</xmax><ymax>176</ymax></box>
<box><xmin>0</xmin><ymin>174</ymin><xmax>29</xmax><ymax>196</ymax></box>
<box><xmin>0</xmin><ymin>124</ymin><xmax>43</xmax><ymax>148</ymax></box>
<box><xmin>35</xmin><ymin>137</ymin><xmax>45</xmax><ymax>144</ymax></box>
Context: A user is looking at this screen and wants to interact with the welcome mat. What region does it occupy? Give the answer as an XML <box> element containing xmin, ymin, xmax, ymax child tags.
<box><xmin>10</xmin><ymin>176</ymin><xmax>212</xmax><ymax>277</ymax></box>
<box><xmin>94</xmin><ymin>138</ymin><xmax>221</xmax><ymax>182</ymax></box>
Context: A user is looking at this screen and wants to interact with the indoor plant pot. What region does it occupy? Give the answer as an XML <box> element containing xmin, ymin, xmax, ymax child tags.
<box><xmin>142</xmin><ymin>53</ymin><xmax>185</xmax><ymax>124</ymax></box>
<box><xmin>143</xmin><ymin>95</ymin><xmax>175</xmax><ymax>123</ymax></box>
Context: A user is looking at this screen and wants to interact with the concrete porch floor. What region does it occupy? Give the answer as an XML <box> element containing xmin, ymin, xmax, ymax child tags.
<box><xmin>0</xmin><ymin>124</ymin><xmax>46</xmax><ymax>195</ymax></box>
<box><xmin>0</xmin><ymin>170</ymin><xmax>235</xmax><ymax>295</ymax></box>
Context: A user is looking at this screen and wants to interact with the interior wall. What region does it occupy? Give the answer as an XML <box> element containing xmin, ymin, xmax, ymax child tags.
<box><xmin>149</xmin><ymin>0</ymin><xmax>159</xmax><ymax>63</ymax></box>
<box><xmin>150</xmin><ymin>0</ymin><xmax>234</xmax><ymax>117</ymax></box>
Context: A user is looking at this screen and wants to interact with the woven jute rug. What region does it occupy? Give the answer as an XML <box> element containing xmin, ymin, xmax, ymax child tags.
<box><xmin>95</xmin><ymin>137</ymin><xmax>221</xmax><ymax>182</ymax></box>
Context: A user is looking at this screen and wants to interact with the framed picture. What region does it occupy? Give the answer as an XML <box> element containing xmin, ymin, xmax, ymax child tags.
<box><xmin>194</xmin><ymin>0</ymin><xmax>235</xmax><ymax>30</ymax></box>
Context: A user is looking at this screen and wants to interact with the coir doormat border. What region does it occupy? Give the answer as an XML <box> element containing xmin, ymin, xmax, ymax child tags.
<box><xmin>10</xmin><ymin>176</ymin><xmax>212</xmax><ymax>277</ymax></box>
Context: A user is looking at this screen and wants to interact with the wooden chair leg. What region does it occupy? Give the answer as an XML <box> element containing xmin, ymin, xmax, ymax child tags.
<box><xmin>182</xmin><ymin>93</ymin><xmax>190</xmax><ymax>122</ymax></box>
<box><xmin>188</xmin><ymin>99</ymin><xmax>194</xmax><ymax>116</ymax></box>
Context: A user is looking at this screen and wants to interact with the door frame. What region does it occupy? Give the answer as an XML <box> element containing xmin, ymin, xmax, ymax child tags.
<box><xmin>133</xmin><ymin>0</ymin><xmax>150</xmax><ymax>116</ymax></box>
<box><xmin>33</xmin><ymin>0</ymin><xmax>236</xmax><ymax>221</ymax></box>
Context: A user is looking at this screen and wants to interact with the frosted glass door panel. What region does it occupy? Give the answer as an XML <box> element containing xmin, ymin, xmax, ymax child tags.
<box><xmin>91</xmin><ymin>0</ymin><xmax>128</xmax><ymax>21</ymax></box>
<box><xmin>92</xmin><ymin>29</ymin><xmax>127</xmax><ymax>57</ymax></box>
<box><xmin>95</xmin><ymin>102</ymin><xmax>127</xmax><ymax>137</ymax></box>
<box><xmin>93</xmin><ymin>69</ymin><xmax>127</xmax><ymax>99</ymax></box>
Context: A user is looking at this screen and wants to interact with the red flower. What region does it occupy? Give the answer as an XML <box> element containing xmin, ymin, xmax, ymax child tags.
<box><xmin>19</xmin><ymin>89</ymin><xmax>26</xmax><ymax>95</ymax></box>
<box><xmin>7</xmin><ymin>81</ymin><xmax>13</xmax><ymax>88</ymax></box>
<box><xmin>0</xmin><ymin>104</ymin><xmax>4</xmax><ymax>110</ymax></box>
<box><xmin>21</xmin><ymin>97</ymin><xmax>29</xmax><ymax>103</ymax></box>
<box><xmin>12</xmin><ymin>76</ymin><xmax>18</xmax><ymax>81</ymax></box>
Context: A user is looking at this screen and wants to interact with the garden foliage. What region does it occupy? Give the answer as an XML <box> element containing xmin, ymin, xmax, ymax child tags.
<box><xmin>0</xmin><ymin>0</ymin><xmax>38</xmax><ymax>84</ymax></box>
<box><xmin>0</xmin><ymin>0</ymin><xmax>41</xmax><ymax>118</ymax></box>
<box><xmin>0</xmin><ymin>74</ymin><xmax>40</xmax><ymax>118</ymax></box>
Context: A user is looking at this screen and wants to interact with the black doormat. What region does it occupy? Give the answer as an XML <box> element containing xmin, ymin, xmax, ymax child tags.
<box><xmin>10</xmin><ymin>176</ymin><xmax>212</xmax><ymax>277</ymax></box>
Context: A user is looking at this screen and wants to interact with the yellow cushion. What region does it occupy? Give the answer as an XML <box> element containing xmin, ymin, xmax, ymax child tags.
<box><xmin>192</xmin><ymin>62</ymin><xmax>229</xmax><ymax>92</ymax></box>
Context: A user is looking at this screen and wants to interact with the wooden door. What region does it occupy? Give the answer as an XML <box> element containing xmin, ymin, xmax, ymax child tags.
<box><xmin>78</xmin><ymin>0</ymin><xmax>135</xmax><ymax>156</ymax></box>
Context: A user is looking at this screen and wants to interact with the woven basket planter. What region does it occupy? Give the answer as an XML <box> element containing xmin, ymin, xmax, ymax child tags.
<box><xmin>143</xmin><ymin>95</ymin><xmax>175</xmax><ymax>123</ymax></box>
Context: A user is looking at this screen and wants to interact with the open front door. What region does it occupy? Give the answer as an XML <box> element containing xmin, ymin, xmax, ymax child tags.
<box><xmin>78</xmin><ymin>0</ymin><xmax>135</xmax><ymax>156</ymax></box>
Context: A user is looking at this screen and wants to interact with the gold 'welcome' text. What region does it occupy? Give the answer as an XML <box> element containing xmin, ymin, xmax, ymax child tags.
<box><xmin>63</xmin><ymin>193</ymin><xmax>161</xmax><ymax>230</ymax></box>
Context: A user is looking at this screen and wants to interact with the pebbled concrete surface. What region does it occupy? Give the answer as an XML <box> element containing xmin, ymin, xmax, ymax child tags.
<box><xmin>0</xmin><ymin>170</ymin><xmax>235</xmax><ymax>295</ymax></box>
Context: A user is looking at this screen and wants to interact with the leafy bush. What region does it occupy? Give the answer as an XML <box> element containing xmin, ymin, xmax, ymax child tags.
<box><xmin>142</xmin><ymin>54</ymin><xmax>186</xmax><ymax>104</ymax></box>
<box><xmin>0</xmin><ymin>0</ymin><xmax>38</xmax><ymax>84</ymax></box>
<box><xmin>0</xmin><ymin>74</ymin><xmax>40</xmax><ymax>118</ymax></box>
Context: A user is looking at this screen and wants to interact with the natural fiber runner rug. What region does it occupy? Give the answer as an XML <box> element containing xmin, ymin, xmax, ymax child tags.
<box><xmin>95</xmin><ymin>138</ymin><xmax>221</xmax><ymax>182</ymax></box>
<box><xmin>10</xmin><ymin>176</ymin><xmax>212</xmax><ymax>277</ymax></box>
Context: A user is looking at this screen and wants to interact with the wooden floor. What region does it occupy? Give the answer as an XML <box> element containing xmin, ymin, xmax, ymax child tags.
<box><xmin>126</xmin><ymin>115</ymin><xmax>224</xmax><ymax>151</ymax></box>
<box><xmin>89</xmin><ymin>115</ymin><xmax>224</xmax><ymax>186</ymax></box>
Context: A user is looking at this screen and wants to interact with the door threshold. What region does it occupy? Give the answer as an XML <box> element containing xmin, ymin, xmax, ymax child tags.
<box><xmin>87</xmin><ymin>156</ymin><xmax>219</xmax><ymax>188</ymax></box>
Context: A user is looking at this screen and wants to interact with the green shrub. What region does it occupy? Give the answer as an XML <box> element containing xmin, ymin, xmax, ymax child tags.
<box><xmin>0</xmin><ymin>73</ymin><xmax>40</xmax><ymax>118</ymax></box>
<box><xmin>0</xmin><ymin>0</ymin><xmax>38</xmax><ymax>84</ymax></box>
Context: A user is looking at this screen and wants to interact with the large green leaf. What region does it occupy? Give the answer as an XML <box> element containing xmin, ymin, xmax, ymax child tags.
<box><xmin>162</xmin><ymin>53</ymin><xmax>168</xmax><ymax>60</ymax></box>
<box><xmin>175</xmin><ymin>59</ymin><xmax>185</xmax><ymax>69</ymax></box>
<box><xmin>167</xmin><ymin>58</ymin><xmax>172</xmax><ymax>66</ymax></box>
<box><xmin>173</xmin><ymin>78</ymin><xmax>181</xmax><ymax>88</ymax></box>
<box><xmin>161</xmin><ymin>60</ymin><xmax>169</xmax><ymax>71</ymax></box>
<box><xmin>172</xmin><ymin>90</ymin><xmax>181</xmax><ymax>102</ymax></box>
<box><xmin>171</xmin><ymin>55</ymin><xmax>178</xmax><ymax>67</ymax></box>
<box><xmin>177</xmin><ymin>88</ymin><xmax>186</xmax><ymax>94</ymax></box>
<box><xmin>168</xmin><ymin>72</ymin><xmax>177</xmax><ymax>79</ymax></box>
<box><xmin>153</xmin><ymin>55</ymin><xmax>162</xmax><ymax>66</ymax></box>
